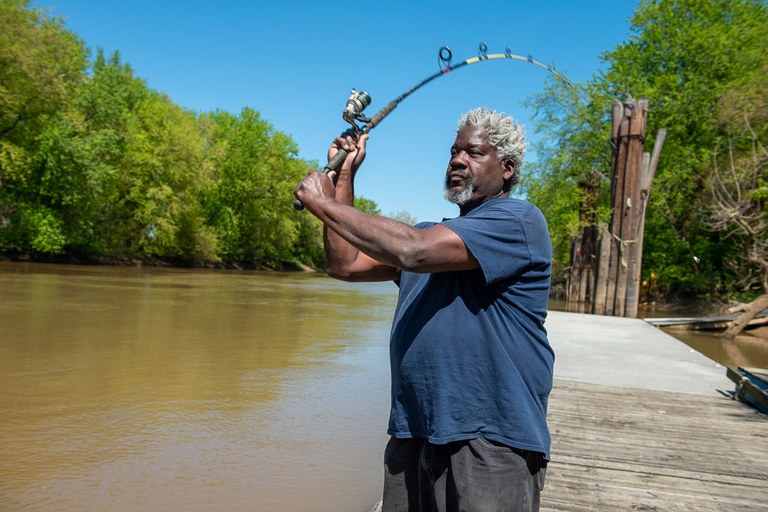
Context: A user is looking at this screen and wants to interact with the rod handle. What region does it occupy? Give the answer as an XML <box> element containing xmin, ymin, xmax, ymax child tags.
<box><xmin>293</xmin><ymin>149</ymin><xmax>349</xmax><ymax>211</ymax></box>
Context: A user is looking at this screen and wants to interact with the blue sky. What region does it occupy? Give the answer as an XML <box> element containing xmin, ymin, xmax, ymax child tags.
<box><xmin>36</xmin><ymin>0</ymin><xmax>638</xmax><ymax>222</ymax></box>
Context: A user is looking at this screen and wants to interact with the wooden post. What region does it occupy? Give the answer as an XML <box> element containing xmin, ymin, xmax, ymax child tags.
<box><xmin>566</xmin><ymin>172</ymin><xmax>600</xmax><ymax>313</ymax></box>
<box><xmin>618</xmin><ymin>99</ymin><xmax>649</xmax><ymax>317</ymax></box>
<box><xmin>604</xmin><ymin>102</ymin><xmax>632</xmax><ymax>316</ymax></box>
<box><xmin>581</xmin><ymin>99</ymin><xmax>662</xmax><ymax>318</ymax></box>
<box><xmin>592</xmin><ymin>224</ymin><xmax>612</xmax><ymax>315</ymax></box>
<box><xmin>629</xmin><ymin>128</ymin><xmax>666</xmax><ymax>316</ymax></box>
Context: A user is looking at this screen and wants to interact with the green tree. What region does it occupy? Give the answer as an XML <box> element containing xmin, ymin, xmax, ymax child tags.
<box><xmin>354</xmin><ymin>196</ymin><xmax>381</xmax><ymax>216</ymax></box>
<box><xmin>202</xmin><ymin>108</ymin><xmax>314</xmax><ymax>267</ymax></box>
<box><xmin>707</xmin><ymin>63</ymin><xmax>768</xmax><ymax>336</ymax></box>
<box><xmin>388</xmin><ymin>210</ymin><xmax>418</xmax><ymax>226</ymax></box>
<box><xmin>0</xmin><ymin>0</ymin><xmax>87</xmax><ymax>252</ymax></box>
<box><xmin>24</xmin><ymin>50</ymin><xmax>152</xmax><ymax>255</ymax></box>
<box><xmin>526</xmin><ymin>0</ymin><xmax>768</xmax><ymax>298</ymax></box>
<box><xmin>124</xmin><ymin>92</ymin><xmax>215</xmax><ymax>261</ymax></box>
<box><xmin>0</xmin><ymin>1</ymin><xmax>327</xmax><ymax>268</ymax></box>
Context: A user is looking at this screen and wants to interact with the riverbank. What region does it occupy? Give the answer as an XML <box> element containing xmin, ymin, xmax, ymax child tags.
<box><xmin>4</xmin><ymin>254</ymin><xmax>767</xmax><ymax>347</ymax></box>
<box><xmin>0</xmin><ymin>251</ymin><xmax>317</xmax><ymax>272</ymax></box>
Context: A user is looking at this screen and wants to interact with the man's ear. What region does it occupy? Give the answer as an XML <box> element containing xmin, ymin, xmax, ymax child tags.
<box><xmin>501</xmin><ymin>159</ymin><xmax>516</xmax><ymax>192</ymax></box>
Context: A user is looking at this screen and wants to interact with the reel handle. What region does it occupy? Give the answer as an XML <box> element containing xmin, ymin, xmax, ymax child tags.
<box><xmin>292</xmin><ymin>148</ymin><xmax>349</xmax><ymax>211</ymax></box>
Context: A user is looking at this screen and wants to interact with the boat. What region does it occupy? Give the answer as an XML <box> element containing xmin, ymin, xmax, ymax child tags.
<box><xmin>726</xmin><ymin>366</ymin><xmax>768</xmax><ymax>414</ymax></box>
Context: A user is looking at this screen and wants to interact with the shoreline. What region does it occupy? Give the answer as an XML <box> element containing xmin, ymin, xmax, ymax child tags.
<box><xmin>0</xmin><ymin>251</ymin><xmax>319</xmax><ymax>272</ymax></box>
<box><xmin>3</xmin><ymin>253</ymin><xmax>766</xmax><ymax>346</ymax></box>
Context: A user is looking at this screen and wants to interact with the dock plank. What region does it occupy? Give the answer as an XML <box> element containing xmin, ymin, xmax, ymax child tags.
<box><xmin>542</xmin><ymin>379</ymin><xmax>768</xmax><ymax>511</ymax></box>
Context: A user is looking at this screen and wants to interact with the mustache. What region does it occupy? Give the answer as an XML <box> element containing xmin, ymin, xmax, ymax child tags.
<box><xmin>445</xmin><ymin>171</ymin><xmax>469</xmax><ymax>185</ymax></box>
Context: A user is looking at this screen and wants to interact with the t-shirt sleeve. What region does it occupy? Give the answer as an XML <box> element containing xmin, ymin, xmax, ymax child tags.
<box><xmin>441</xmin><ymin>202</ymin><xmax>549</xmax><ymax>285</ymax></box>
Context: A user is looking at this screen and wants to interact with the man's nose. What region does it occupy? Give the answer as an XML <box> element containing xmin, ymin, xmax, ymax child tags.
<box><xmin>450</xmin><ymin>151</ymin><xmax>467</xmax><ymax>168</ymax></box>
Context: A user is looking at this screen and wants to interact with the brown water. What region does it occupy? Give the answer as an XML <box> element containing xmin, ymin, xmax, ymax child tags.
<box><xmin>3</xmin><ymin>264</ymin><xmax>767</xmax><ymax>512</ymax></box>
<box><xmin>0</xmin><ymin>262</ymin><xmax>396</xmax><ymax>512</ymax></box>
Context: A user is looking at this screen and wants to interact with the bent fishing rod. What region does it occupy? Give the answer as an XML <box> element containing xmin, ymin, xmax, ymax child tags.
<box><xmin>293</xmin><ymin>42</ymin><xmax>585</xmax><ymax>210</ymax></box>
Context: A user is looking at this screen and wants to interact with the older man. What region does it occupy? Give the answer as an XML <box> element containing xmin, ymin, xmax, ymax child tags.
<box><xmin>294</xmin><ymin>107</ymin><xmax>553</xmax><ymax>512</ymax></box>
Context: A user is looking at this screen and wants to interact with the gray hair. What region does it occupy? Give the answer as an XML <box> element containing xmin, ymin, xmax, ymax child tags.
<box><xmin>457</xmin><ymin>107</ymin><xmax>527</xmax><ymax>189</ymax></box>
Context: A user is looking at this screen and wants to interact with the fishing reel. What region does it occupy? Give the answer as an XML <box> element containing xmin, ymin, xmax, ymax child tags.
<box><xmin>342</xmin><ymin>88</ymin><xmax>372</xmax><ymax>134</ymax></box>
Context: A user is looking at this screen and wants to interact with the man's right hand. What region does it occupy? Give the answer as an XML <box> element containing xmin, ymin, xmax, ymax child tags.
<box><xmin>328</xmin><ymin>132</ymin><xmax>368</xmax><ymax>182</ymax></box>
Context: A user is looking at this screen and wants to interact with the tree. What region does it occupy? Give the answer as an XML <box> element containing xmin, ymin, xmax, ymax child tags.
<box><xmin>22</xmin><ymin>50</ymin><xmax>154</xmax><ymax>256</ymax></box>
<box><xmin>389</xmin><ymin>210</ymin><xmax>417</xmax><ymax>226</ymax></box>
<box><xmin>124</xmin><ymin>92</ymin><xmax>215</xmax><ymax>261</ymax></box>
<box><xmin>526</xmin><ymin>0</ymin><xmax>768</xmax><ymax>299</ymax></box>
<box><xmin>0</xmin><ymin>0</ymin><xmax>86</xmax><ymax>143</ymax></box>
<box><xmin>0</xmin><ymin>0</ymin><xmax>87</xmax><ymax>252</ymax></box>
<box><xmin>354</xmin><ymin>196</ymin><xmax>381</xmax><ymax>216</ymax></box>
<box><xmin>708</xmin><ymin>65</ymin><xmax>768</xmax><ymax>337</ymax></box>
<box><xmin>202</xmin><ymin>108</ymin><xmax>315</xmax><ymax>267</ymax></box>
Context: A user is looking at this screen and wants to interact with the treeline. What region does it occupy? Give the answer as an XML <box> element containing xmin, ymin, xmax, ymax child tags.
<box><xmin>524</xmin><ymin>0</ymin><xmax>768</xmax><ymax>301</ymax></box>
<box><xmin>0</xmin><ymin>0</ymin><xmax>329</xmax><ymax>268</ymax></box>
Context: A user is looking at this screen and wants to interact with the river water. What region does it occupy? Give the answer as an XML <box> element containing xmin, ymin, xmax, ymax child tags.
<box><xmin>2</xmin><ymin>263</ymin><xmax>766</xmax><ymax>512</ymax></box>
<box><xmin>1</xmin><ymin>263</ymin><xmax>395</xmax><ymax>512</ymax></box>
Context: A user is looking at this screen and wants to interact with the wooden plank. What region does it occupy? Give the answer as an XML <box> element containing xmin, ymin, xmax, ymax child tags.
<box><xmin>542</xmin><ymin>379</ymin><xmax>768</xmax><ymax>511</ymax></box>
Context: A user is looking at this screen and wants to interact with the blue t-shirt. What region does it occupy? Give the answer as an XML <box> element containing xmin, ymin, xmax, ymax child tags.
<box><xmin>387</xmin><ymin>197</ymin><xmax>554</xmax><ymax>459</ymax></box>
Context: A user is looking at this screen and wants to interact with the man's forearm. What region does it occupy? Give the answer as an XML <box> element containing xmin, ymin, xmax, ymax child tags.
<box><xmin>323</xmin><ymin>174</ymin><xmax>360</xmax><ymax>271</ymax></box>
<box><xmin>317</xmin><ymin>198</ymin><xmax>421</xmax><ymax>271</ymax></box>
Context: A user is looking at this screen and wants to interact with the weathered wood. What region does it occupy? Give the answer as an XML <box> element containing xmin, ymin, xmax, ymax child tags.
<box><xmin>542</xmin><ymin>379</ymin><xmax>768</xmax><ymax>512</ymax></box>
<box><xmin>633</xmin><ymin>129</ymin><xmax>665</xmax><ymax>308</ymax></box>
<box><xmin>567</xmin><ymin>173</ymin><xmax>601</xmax><ymax>314</ymax></box>
<box><xmin>571</xmin><ymin>99</ymin><xmax>661</xmax><ymax>318</ymax></box>
<box><xmin>591</xmin><ymin>226</ymin><xmax>612</xmax><ymax>315</ymax></box>
<box><xmin>724</xmin><ymin>294</ymin><xmax>768</xmax><ymax>339</ymax></box>
<box><xmin>620</xmin><ymin>99</ymin><xmax>649</xmax><ymax>318</ymax></box>
<box><xmin>605</xmin><ymin>104</ymin><xmax>632</xmax><ymax>316</ymax></box>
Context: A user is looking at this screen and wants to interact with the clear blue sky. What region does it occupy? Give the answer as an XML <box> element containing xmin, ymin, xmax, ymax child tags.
<box><xmin>35</xmin><ymin>0</ymin><xmax>638</xmax><ymax>223</ymax></box>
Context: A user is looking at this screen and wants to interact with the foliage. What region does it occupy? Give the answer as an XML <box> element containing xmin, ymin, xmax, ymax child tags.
<box><xmin>0</xmin><ymin>0</ymin><xmax>87</xmax><ymax>145</ymax></box>
<box><xmin>0</xmin><ymin>1</ymin><xmax>331</xmax><ymax>268</ymax></box>
<box><xmin>525</xmin><ymin>0</ymin><xmax>768</xmax><ymax>298</ymax></box>
<box><xmin>0</xmin><ymin>0</ymin><xmax>88</xmax><ymax>252</ymax></box>
<box><xmin>707</xmin><ymin>62</ymin><xmax>768</xmax><ymax>296</ymax></box>
<box><xmin>201</xmin><ymin>108</ymin><xmax>319</xmax><ymax>267</ymax></box>
<box><xmin>354</xmin><ymin>196</ymin><xmax>381</xmax><ymax>215</ymax></box>
<box><xmin>388</xmin><ymin>210</ymin><xmax>417</xmax><ymax>226</ymax></box>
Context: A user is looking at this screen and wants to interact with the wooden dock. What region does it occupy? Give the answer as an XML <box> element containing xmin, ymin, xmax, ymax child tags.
<box><xmin>542</xmin><ymin>311</ymin><xmax>768</xmax><ymax>511</ymax></box>
<box><xmin>543</xmin><ymin>379</ymin><xmax>768</xmax><ymax>511</ymax></box>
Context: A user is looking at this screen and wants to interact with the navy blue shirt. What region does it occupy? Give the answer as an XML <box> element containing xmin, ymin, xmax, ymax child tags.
<box><xmin>387</xmin><ymin>198</ymin><xmax>554</xmax><ymax>458</ymax></box>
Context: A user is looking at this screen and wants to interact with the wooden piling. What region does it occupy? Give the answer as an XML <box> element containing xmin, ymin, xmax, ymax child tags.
<box><xmin>567</xmin><ymin>99</ymin><xmax>664</xmax><ymax>318</ymax></box>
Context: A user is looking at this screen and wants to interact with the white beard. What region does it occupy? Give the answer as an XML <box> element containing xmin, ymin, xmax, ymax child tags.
<box><xmin>444</xmin><ymin>174</ymin><xmax>475</xmax><ymax>206</ymax></box>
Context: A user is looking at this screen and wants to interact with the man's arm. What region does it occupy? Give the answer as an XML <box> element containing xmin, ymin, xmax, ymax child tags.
<box><xmin>294</xmin><ymin>137</ymin><xmax>479</xmax><ymax>277</ymax></box>
<box><xmin>321</xmin><ymin>134</ymin><xmax>401</xmax><ymax>282</ymax></box>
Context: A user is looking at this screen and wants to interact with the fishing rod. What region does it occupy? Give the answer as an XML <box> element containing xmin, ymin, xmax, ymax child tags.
<box><xmin>293</xmin><ymin>42</ymin><xmax>585</xmax><ymax>210</ymax></box>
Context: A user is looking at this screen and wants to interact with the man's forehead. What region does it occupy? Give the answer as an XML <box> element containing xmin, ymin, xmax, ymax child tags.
<box><xmin>454</xmin><ymin>125</ymin><xmax>490</xmax><ymax>145</ymax></box>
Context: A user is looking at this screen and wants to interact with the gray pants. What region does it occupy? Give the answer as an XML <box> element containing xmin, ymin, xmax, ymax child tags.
<box><xmin>382</xmin><ymin>437</ymin><xmax>546</xmax><ymax>512</ymax></box>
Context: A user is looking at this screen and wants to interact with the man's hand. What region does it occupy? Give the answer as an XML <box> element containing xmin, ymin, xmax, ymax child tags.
<box><xmin>328</xmin><ymin>132</ymin><xmax>368</xmax><ymax>182</ymax></box>
<box><xmin>293</xmin><ymin>170</ymin><xmax>336</xmax><ymax>214</ymax></box>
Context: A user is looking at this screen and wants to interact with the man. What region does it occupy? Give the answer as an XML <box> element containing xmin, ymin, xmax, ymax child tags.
<box><xmin>293</xmin><ymin>107</ymin><xmax>553</xmax><ymax>512</ymax></box>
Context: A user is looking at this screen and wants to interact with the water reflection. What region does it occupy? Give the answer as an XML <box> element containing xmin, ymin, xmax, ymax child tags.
<box><xmin>0</xmin><ymin>263</ymin><xmax>396</xmax><ymax>512</ymax></box>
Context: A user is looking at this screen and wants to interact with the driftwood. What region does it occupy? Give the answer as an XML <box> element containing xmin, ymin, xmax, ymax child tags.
<box><xmin>724</xmin><ymin>293</ymin><xmax>768</xmax><ymax>339</ymax></box>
